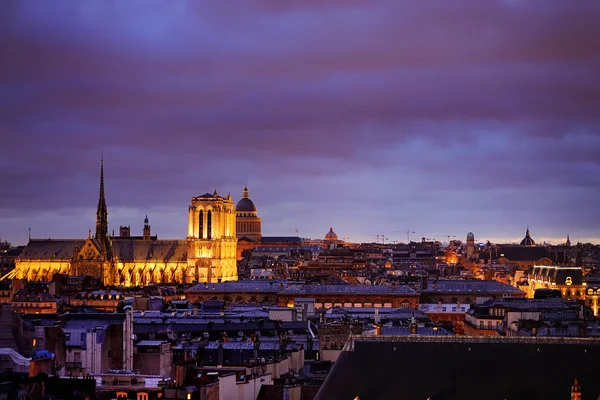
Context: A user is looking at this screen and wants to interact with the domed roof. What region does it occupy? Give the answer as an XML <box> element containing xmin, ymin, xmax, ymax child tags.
<box><xmin>236</xmin><ymin>185</ymin><xmax>257</xmax><ymax>212</ymax></box>
<box><xmin>325</xmin><ymin>227</ymin><xmax>338</xmax><ymax>241</ymax></box>
<box><xmin>520</xmin><ymin>227</ymin><xmax>536</xmax><ymax>246</ymax></box>
<box><xmin>467</xmin><ymin>232</ymin><xmax>474</xmax><ymax>240</ymax></box>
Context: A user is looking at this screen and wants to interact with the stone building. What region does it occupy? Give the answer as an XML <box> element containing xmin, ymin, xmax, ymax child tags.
<box><xmin>235</xmin><ymin>185</ymin><xmax>262</xmax><ymax>242</ymax></box>
<box><xmin>3</xmin><ymin>160</ymin><xmax>238</xmax><ymax>286</ymax></box>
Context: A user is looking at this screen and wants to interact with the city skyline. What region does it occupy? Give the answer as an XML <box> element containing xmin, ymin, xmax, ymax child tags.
<box><xmin>1</xmin><ymin>1</ymin><xmax>600</xmax><ymax>246</ymax></box>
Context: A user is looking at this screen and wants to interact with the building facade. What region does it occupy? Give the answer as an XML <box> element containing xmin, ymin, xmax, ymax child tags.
<box><xmin>235</xmin><ymin>186</ymin><xmax>262</xmax><ymax>242</ymax></box>
<box><xmin>4</xmin><ymin>161</ymin><xmax>238</xmax><ymax>286</ymax></box>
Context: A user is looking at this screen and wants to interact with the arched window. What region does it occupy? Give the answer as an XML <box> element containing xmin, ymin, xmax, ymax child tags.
<box><xmin>198</xmin><ymin>210</ymin><xmax>203</xmax><ymax>238</ymax></box>
<box><xmin>207</xmin><ymin>210</ymin><xmax>212</xmax><ymax>239</ymax></box>
<box><xmin>401</xmin><ymin>300</ymin><xmax>410</xmax><ymax>309</ymax></box>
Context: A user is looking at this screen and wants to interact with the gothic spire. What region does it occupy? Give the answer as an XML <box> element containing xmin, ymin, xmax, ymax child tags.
<box><xmin>96</xmin><ymin>157</ymin><xmax>108</xmax><ymax>244</ymax></box>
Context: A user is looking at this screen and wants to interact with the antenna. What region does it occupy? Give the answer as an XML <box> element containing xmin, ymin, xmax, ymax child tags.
<box><xmin>393</xmin><ymin>229</ymin><xmax>415</xmax><ymax>243</ymax></box>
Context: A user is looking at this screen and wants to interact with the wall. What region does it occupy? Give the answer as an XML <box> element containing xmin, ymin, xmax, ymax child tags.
<box><xmin>320</xmin><ymin>349</ymin><xmax>343</xmax><ymax>363</ymax></box>
<box><xmin>133</xmin><ymin>343</ymin><xmax>172</xmax><ymax>377</ymax></box>
<box><xmin>219</xmin><ymin>373</ymin><xmax>273</xmax><ymax>400</ymax></box>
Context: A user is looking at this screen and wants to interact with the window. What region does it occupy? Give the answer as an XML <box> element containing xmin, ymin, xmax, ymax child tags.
<box><xmin>207</xmin><ymin>210</ymin><xmax>212</xmax><ymax>239</ymax></box>
<box><xmin>488</xmin><ymin>322</ymin><xmax>492</xmax><ymax>329</ymax></box>
<box><xmin>65</xmin><ymin>333</ymin><xmax>71</xmax><ymax>341</ymax></box>
<box><xmin>479</xmin><ymin>321</ymin><xmax>484</xmax><ymax>329</ymax></box>
<box><xmin>80</xmin><ymin>332</ymin><xmax>85</xmax><ymax>342</ymax></box>
<box><xmin>198</xmin><ymin>210</ymin><xmax>203</xmax><ymax>238</ymax></box>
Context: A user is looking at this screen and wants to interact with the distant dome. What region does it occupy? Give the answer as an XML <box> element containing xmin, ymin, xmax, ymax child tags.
<box><xmin>467</xmin><ymin>232</ymin><xmax>474</xmax><ymax>240</ymax></box>
<box><xmin>325</xmin><ymin>227</ymin><xmax>338</xmax><ymax>241</ymax></box>
<box><xmin>236</xmin><ymin>198</ymin><xmax>256</xmax><ymax>212</ymax></box>
<box><xmin>236</xmin><ymin>186</ymin><xmax>257</xmax><ymax>212</ymax></box>
<box><xmin>520</xmin><ymin>227</ymin><xmax>536</xmax><ymax>246</ymax></box>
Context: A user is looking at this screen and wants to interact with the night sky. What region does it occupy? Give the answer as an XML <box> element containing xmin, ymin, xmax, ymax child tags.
<box><xmin>1</xmin><ymin>1</ymin><xmax>599</xmax><ymax>246</ymax></box>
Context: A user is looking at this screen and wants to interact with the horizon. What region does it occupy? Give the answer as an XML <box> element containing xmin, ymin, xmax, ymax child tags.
<box><xmin>1</xmin><ymin>164</ymin><xmax>596</xmax><ymax>247</ymax></box>
<box><xmin>1</xmin><ymin>1</ymin><xmax>599</xmax><ymax>247</ymax></box>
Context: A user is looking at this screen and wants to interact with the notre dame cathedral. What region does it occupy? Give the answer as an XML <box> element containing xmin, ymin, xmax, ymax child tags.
<box><xmin>4</xmin><ymin>160</ymin><xmax>238</xmax><ymax>286</ymax></box>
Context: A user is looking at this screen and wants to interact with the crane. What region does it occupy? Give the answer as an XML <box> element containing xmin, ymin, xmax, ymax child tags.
<box><xmin>393</xmin><ymin>230</ymin><xmax>415</xmax><ymax>243</ymax></box>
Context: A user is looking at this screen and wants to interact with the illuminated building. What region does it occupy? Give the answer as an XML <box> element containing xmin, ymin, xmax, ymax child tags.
<box><xmin>235</xmin><ymin>185</ymin><xmax>262</xmax><ymax>242</ymax></box>
<box><xmin>465</xmin><ymin>232</ymin><xmax>475</xmax><ymax>261</ymax></box>
<box><xmin>3</xmin><ymin>160</ymin><xmax>237</xmax><ymax>286</ymax></box>
<box><xmin>520</xmin><ymin>226</ymin><xmax>536</xmax><ymax>246</ymax></box>
<box><xmin>528</xmin><ymin>265</ymin><xmax>584</xmax><ymax>300</ymax></box>
<box><xmin>324</xmin><ymin>227</ymin><xmax>340</xmax><ymax>249</ymax></box>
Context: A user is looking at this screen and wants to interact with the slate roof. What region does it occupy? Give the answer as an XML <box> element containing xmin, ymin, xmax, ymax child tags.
<box><xmin>316</xmin><ymin>338</ymin><xmax>600</xmax><ymax>400</ymax></box>
<box><xmin>531</xmin><ymin>265</ymin><xmax>583</xmax><ymax>285</ymax></box>
<box><xmin>479</xmin><ymin>246</ymin><xmax>551</xmax><ymax>262</ymax></box>
<box><xmin>63</xmin><ymin>314</ymin><xmax>125</xmax><ymax>348</ymax></box>
<box><xmin>18</xmin><ymin>239</ymin><xmax>88</xmax><ymax>260</ymax></box>
<box><xmin>18</xmin><ymin>238</ymin><xmax>189</xmax><ymax>262</ymax></box>
<box><xmin>186</xmin><ymin>281</ymin><xmax>284</xmax><ymax>293</ymax></box>
<box><xmin>111</xmin><ymin>239</ymin><xmax>187</xmax><ymax>262</ymax></box>
<box><xmin>279</xmin><ymin>284</ymin><xmax>417</xmax><ymax>296</ymax></box>
<box><xmin>425</xmin><ymin>279</ymin><xmax>524</xmax><ymax>294</ymax></box>
<box><xmin>135</xmin><ymin>340</ymin><xmax>165</xmax><ymax>347</ymax></box>
<box><xmin>261</xmin><ymin>237</ymin><xmax>302</xmax><ymax>244</ymax></box>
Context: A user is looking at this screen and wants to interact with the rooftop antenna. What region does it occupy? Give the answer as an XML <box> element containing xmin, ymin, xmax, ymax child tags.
<box><xmin>28</xmin><ymin>227</ymin><xmax>31</xmax><ymax>241</ymax></box>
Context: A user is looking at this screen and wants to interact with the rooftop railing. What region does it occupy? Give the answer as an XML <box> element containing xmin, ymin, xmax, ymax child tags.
<box><xmin>344</xmin><ymin>334</ymin><xmax>600</xmax><ymax>351</ymax></box>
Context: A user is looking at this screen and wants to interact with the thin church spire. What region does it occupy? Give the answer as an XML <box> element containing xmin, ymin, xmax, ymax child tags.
<box><xmin>96</xmin><ymin>157</ymin><xmax>108</xmax><ymax>244</ymax></box>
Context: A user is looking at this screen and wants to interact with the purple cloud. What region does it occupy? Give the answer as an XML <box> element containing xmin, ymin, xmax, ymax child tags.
<box><xmin>1</xmin><ymin>0</ymin><xmax>599</xmax><ymax>245</ymax></box>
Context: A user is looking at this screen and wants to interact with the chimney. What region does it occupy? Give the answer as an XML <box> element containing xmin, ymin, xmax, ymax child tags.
<box><xmin>579</xmin><ymin>323</ymin><xmax>587</xmax><ymax>338</ymax></box>
<box><xmin>531</xmin><ymin>326</ymin><xmax>537</xmax><ymax>336</ymax></box>
<box><xmin>410</xmin><ymin>322</ymin><xmax>417</xmax><ymax>335</ymax></box>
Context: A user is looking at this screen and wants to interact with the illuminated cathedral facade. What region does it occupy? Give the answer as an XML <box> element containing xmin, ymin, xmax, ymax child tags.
<box><xmin>4</xmin><ymin>161</ymin><xmax>238</xmax><ymax>286</ymax></box>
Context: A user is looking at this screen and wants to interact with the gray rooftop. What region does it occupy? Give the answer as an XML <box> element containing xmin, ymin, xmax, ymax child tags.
<box><xmin>186</xmin><ymin>281</ymin><xmax>284</xmax><ymax>293</ymax></box>
<box><xmin>280</xmin><ymin>284</ymin><xmax>417</xmax><ymax>296</ymax></box>
<box><xmin>425</xmin><ymin>279</ymin><xmax>524</xmax><ymax>294</ymax></box>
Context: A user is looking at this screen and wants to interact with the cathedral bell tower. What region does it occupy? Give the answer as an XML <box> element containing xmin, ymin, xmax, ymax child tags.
<box><xmin>187</xmin><ymin>191</ymin><xmax>238</xmax><ymax>283</ymax></box>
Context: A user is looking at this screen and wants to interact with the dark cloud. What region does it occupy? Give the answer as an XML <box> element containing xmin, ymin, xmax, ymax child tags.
<box><xmin>1</xmin><ymin>0</ymin><xmax>599</xmax><ymax>244</ymax></box>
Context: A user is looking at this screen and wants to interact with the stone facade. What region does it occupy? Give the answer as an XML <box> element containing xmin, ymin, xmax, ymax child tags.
<box><xmin>4</xmin><ymin>162</ymin><xmax>238</xmax><ymax>286</ymax></box>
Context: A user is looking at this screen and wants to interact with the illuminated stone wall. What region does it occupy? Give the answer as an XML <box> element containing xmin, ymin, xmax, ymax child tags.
<box><xmin>9</xmin><ymin>191</ymin><xmax>238</xmax><ymax>286</ymax></box>
<box><xmin>186</xmin><ymin>191</ymin><xmax>238</xmax><ymax>283</ymax></box>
